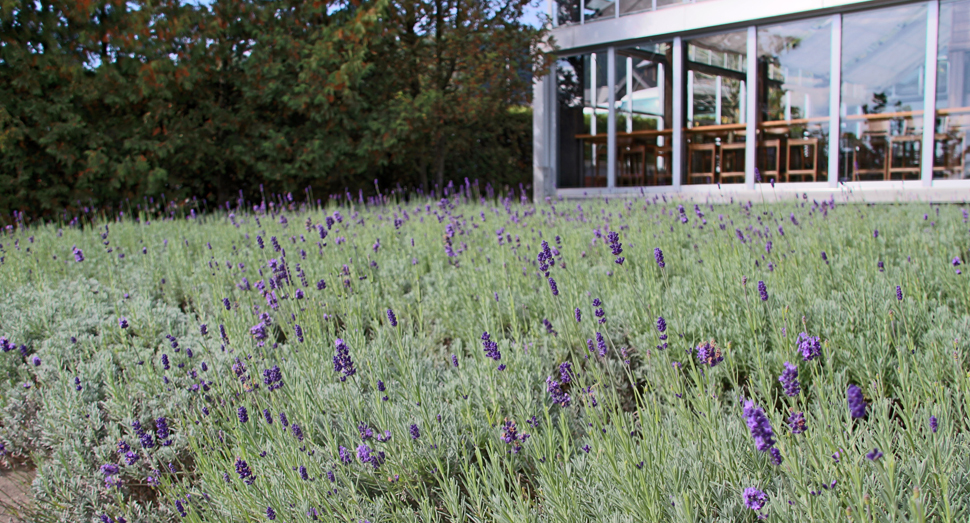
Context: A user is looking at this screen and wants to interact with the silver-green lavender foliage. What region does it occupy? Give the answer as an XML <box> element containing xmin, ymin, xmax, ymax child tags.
<box><xmin>0</xmin><ymin>194</ymin><xmax>969</xmax><ymax>523</ymax></box>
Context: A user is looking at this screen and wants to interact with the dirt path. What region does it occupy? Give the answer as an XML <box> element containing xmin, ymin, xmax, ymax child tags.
<box><xmin>0</xmin><ymin>464</ymin><xmax>34</xmax><ymax>523</ymax></box>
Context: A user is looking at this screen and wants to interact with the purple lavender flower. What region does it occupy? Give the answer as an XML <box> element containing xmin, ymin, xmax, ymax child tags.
<box><xmin>333</xmin><ymin>339</ymin><xmax>356</xmax><ymax>381</ymax></box>
<box><xmin>559</xmin><ymin>362</ymin><xmax>572</xmax><ymax>383</ymax></box>
<box><xmin>410</xmin><ymin>424</ymin><xmax>420</xmax><ymax>440</ymax></box>
<box><xmin>317</xmin><ymin>279</ymin><xmax>327</xmax><ymax>290</ymax></box>
<box><xmin>237</xmin><ymin>406</ymin><xmax>249</xmax><ymax>423</ymax></box>
<box><xmin>222</xmin><ymin>298</ymin><xmax>231</xmax><ymax>310</ymax></box>
<box><xmin>878</xmin><ymin>260</ymin><xmax>884</xmax><ymax>272</ymax></box>
<box><xmin>796</xmin><ymin>333</ymin><xmax>822</xmax><ymax>361</ymax></box>
<box><xmin>235</xmin><ymin>457</ymin><xmax>255</xmax><ymax>484</ymax></box>
<box><xmin>548</xmin><ymin>277</ymin><xmax>559</xmax><ymax>296</ymax></box>
<box><xmin>500</xmin><ymin>419</ymin><xmax>529</xmax><ymax>453</ymax></box>
<box><xmin>895</xmin><ymin>285</ymin><xmax>903</xmax><ymax>301</ymax></box>
<box><xmin>546</xmin><ymin>376</ymin><xmax>571</xmax><ymax>407</ymax></box>
<box><xmin>119</xmin><ymin>317</ymin><xmax>129</xmax><ymax>329</ymax></box>
<box><xmin>847</xmin><ymin>384</ymin><xmax>866</xmax><ymax>418</ymax></box>
<box><xmin>542</xmin><ymin>318</ymin><xmax>557</xmax><ymax>336</ymax></box>
<box><xmin>821</xmin><ymin>251</ymin><xmax>828</xmax><ymax>264</ymax></box>
<box><xmin>294</xmin><ymin>324</ymin><xmax>304</xmax><ymax>343</ymax></box>
<box><xmin>481</xmin><ymin>332</ymin><xmax>501</xmax><ymax>361</ymax></box>
<box><xmin>758</xmin><ymin>280</ymin><xmax>768</xmax><ymax>301</ymax></box>
<box><xmin>338</xmin><ymin>446</ymin><xmax>352</xmax><ymax>464</ymax></box>
<box><xmin>787</xmin><ymin>411</ymin><xmax>806</xmax><ymax>435</ymax></box>
<box><xmin>250</xmin><ymin>323</ymin><xmax>268</xmax><ymax>341</ymax></box>
<box><xmin>770</xmin><ymin>447</ymin><xmax>783</xmax><ymax>466</ymax></box>
<box><xmin>299</xmin><ymin>465</ymin><xmax>309</xmax><ymax>480</ymax></box>
<box><xmin>279</xmin><ymin>411</ymin><xmax>289</xmax><ymax>427</ymax></box>
<box><xmin>263</xmin><ymin>409</ymin><xmax>273</xmax><ymax>424</ymax></box>
<box><xmin>219</xmin><ymin>324</ymin><xmax>228</xmax><ymax>343</ymax></box>
<box><xmin>656</xmin><ymin>316</ymin><xmax>668</xmax><ymax>350</ymax></box>
<box><xmin>743</xmin><ymin>487</ymin><xmax>767</xmax><ymax>511</ymax></box>
<box><xmin>31</xmin><ymin>355</ymin><xmax>41</xmax><ymax>366</ymax></box>
<box><xmin>175</xmin><ymin>500</ymin><xmax>187</xmax><ymax>518</ymax></box>
<box><xmin>930</xmin><ymin>415</ymin><xmax>938</xmax><ymax>433</ymax></box>
<box><xmin>199</xmin><ymin>324</ymin><xmax>208</xmax><ymax>336</ymax></box>
<box><xmin>574</xmin><ymin>308</ymin><xmax>581</xmax><ymax>322</ymax></box>
<box><xmin>654</xmin><ymin>248</ymin><xmax>665</xmax><ymax>268</ymax></box>
<box><xmin>161</xmin><ymin>354</ymin><xmax>170</xmax><ymax>370</ymax></box>
<box><xmin>451</xmin><ymin>354</ymin><xmax>459</xmax><ymax>367</ymax></box>
<box><xmin>595</xmin><ymin>332</ymin><xmax>607</xmax><ymax>357</ymax></box>
<box><xmin>778</xmin><ymin>362</ymin><xmax>800</xmax><ymax>397</ymax></box>
<box><xmin>73</xmin><ymin>247</ymin><xmax>84</xmax><ymax>262</ymax></box>
<box><xmin>358</xmin><ymin>422</ymin><xmax>374</xmax><ymax>441</ymax></box>
<box><xmin>155</xmin><ymin>417</ymin><xmax>170</xmax><ymax>441</ymax></box>
<box><xmin>873</xmin><ymin>229</ymin><xmax>878</xmax><ymax>238</ymax></box>
<box><xmin>291</xmin><ymin>424</ymin><xmax>304</xmax><ymax>442</ymax></box>
<box><xmin>866</xmin><ymin>448</ymin><xmax>883</xmax><ymax>461</ymax></box>
<box><xmin>696</xmin><ymin>341</ymin><xmax>723</xmax><ymax>367</ymax></box>
<box><xmin>386</xmin><ymin>309</ymin><xmax>397</xmax><ymax>327</ymax></box>
<box><xmin>743</xmin><ymin>400</ymin><xmax>776</xmax><ymax>452</ymax></box>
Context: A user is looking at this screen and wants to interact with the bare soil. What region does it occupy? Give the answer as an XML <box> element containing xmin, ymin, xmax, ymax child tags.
<box><xmin>0</xmin><ymin>463</ymin><xmax>34</xmax><ymax>523</ymax></box>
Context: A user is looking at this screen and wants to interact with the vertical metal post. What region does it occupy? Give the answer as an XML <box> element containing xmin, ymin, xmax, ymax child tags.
<box><xmin>828</xmin><ymin>14</ymin><xmax>841</xmax><ymax>188</ymax></box>
<box><xmin>626</xmin><ymin>56</ymin><xmax>634</xmax><ymax>133</ymax></box>
<box><xmin>581</xmin><ymin>0</ymin><xmax>585</xmax><ymax>24</ymax></box>
<box><xmin>673</xmin><ymin>36</ymin><xmax>684</xmax><ymax>189</ymax></box>
<box><xmin>922</xmin><ymin>0</ymin><xmax>940</xmax><ymax>186</ymax></box>
<box><xmin>616</xmin><ymin>0</ymin><xmax>620</xmax><ymax>17</ymax></box>
<box><xmin>745</xmin><ymin>25</ymin><xmax>757</xmax><ymax>189</ymax></box>
<box><xmin>608</xmin><ymin>46</ymin><xmax>617</xmax><ymax>189</ymax></box>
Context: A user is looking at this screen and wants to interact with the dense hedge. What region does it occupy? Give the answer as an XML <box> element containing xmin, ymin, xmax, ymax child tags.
<box><xmin>0</xmin><ymin>0</ymin><xmax>545</xmax><ymax>218</ymax></box>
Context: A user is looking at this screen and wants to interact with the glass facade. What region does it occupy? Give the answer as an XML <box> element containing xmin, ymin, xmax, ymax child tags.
<box><xmin>556</xmin><ymin>53</ymin><xmax>609</xmax><ymax>188</ymax></box>
<box><xmin>614</xmin><ymin>43</ymin><xmax>673</xmax><ymax>186</ymax></box>
<box><xmin>936</xmin><ymin>0</ymin><xmax>970</xmax><ymax>179</ymax></box>
<box><xmin>758</xmin><ymin>18</ymin><xmax>831</xmax><ymax>183</ymax></box>
<box><xmin>685</xmin><ymin>31</ymin><xmax>748</xmax><ymax>184</ymax></box>
<box><xmin>549</xmin><ymin>1</ymin><xmax>970</xmax><ymax>190</ymax></box>
<box><xmin>840</xmin><ymin>4</ymin><xmax>927</xmax><ymax>182</ymax></box>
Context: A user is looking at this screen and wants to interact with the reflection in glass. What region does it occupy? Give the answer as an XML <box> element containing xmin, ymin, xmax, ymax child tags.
<box><xmin>613</xmin><ymin>43</ymin><xmax>673</xmax><ymax>186</ymax></box>
<box><xmin>685</xmin><ymin>31</ymin><xmax>748</xmax><ymax>184</ymax></box>
<box><xmin>585</xmin><ymin>0</ymin><xmax>615</xmax><ymax>21</ymax></box>
<box><xmin>758</xmin><ymin>18</ymin><xmax>831</xmax><ymax>183</ymax></box>
<box><xmin>840</xmin><ymin>4</ymin><xmax>926</xmax><ymax>182</ymax></box>
<box><xmin>556</xmin><ymin>53</ymin><xmax>608</xmax><ymax>188</ymax></box>
<box><xmin>555</xmin><ymin>0</ymin><xmax>581</xmax><ymax>25</ymax></box>
<box><xmin>935</xmin><ymin>0</ymin><xmax>970</xmax><ymax>179</ymax></box>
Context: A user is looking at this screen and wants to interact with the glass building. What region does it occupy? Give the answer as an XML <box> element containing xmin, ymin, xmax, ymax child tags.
<box><xmin>533</xmin><ymin>0</ymin><xmax>970</xmax><ymax>197</ymax></box>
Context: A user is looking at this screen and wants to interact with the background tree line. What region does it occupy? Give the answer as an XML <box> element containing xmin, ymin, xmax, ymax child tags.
<box><xmin>0</xmin><ymin>0</ymin><xmax>549</xmax><ymax>216</ymax></box>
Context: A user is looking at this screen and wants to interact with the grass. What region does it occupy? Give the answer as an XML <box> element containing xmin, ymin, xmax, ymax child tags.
<box><xmin>0</xmin><ymin>189</ymin><xmax>968</xmax><ymax>523</ymax></box>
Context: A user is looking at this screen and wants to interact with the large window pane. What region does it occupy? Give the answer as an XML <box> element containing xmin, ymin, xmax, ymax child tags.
<box><xmin>556</xmin><ymin>53</ymin><xmax>608</xmax><ymax>188</ymax></box>
<box><xmin>936</xmin><ymin>0</ymin><xmax>970</xmax><ymax>179</ymax></box>
<box><xmin>585</xmin><ymin>0</ymin><xmax>615</xmax><ymax>21</ymax></box>
<box><xmin>555</xmin><ymin>0</ymin><xmax>581</xmax><ymax>25</ymax></box>
<box><xmin>614</xmin><ymin>43</ymin><xmax>673</xmax><ymax>186</ymax></box>
<box><xmin>758</xmin><ymin>18</ymin><xmax>831</xmax><ymax>184</ymax></box>
<box><xmin>840</xmin><ymin>4</ymin><xmax>927</xmax><ymax>182</ymax></box>
<box><xmin>685</xmin><ymin>31</ymin><xmax>748</xmax><ymax>184</ymax></box>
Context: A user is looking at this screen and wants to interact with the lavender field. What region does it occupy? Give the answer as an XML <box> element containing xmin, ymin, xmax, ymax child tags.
<box><xmin>0</xmin><ymin>189</ymin><xmax>968</xmax><ymax>523</ymax></box>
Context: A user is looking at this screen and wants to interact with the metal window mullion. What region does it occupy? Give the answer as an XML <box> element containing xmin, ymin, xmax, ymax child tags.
<box><xmin>745</xmin><ymin>26</ymin><xmax>757</xmax><ymax>189</ymax></box>
<box><xmin>607</xmin><ymin>46</ymin><xmax>617</xmax><ymax>189</ymax></box>
<box><xmin>829</xmin><ymin>14</ymin><xmax>842</xmax><ymax>188</ymax></box>
<box><xmin>581</xmin><ymin>0</ymin><xmax>585</xmax><ymax>24</ymax></box>
<box><xmin>922</xmin><ymin>0</ymin><xmax>940</xmax><ymax>187</ymax></box>
<box><xmin>673</xmin><ymin>37</ymin><xmax>684</xmax><ymax>189</ymax></box>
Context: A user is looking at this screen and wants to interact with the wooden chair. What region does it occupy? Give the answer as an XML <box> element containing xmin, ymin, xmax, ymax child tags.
<box><xmin>852</xmin><ymin>132</ymin><xmax>889</xmax><ymax>181</ymax></box>
<box><xmin>933</xmin><ymin>131</ymin><xmax>966</xmax><ymax>179</ymax></box>
<box><xmin>888</xmin><ymin>135</ymin><xmax>921</xmax><ymax>180</ymax></box>
<box><xmin>687</xmin><ymin>143</ymin><xmax>716</xmax><ymax>184</ymax></box>
<box><xmin>618</xmin><ymin>145</ymin><xmax>646</xmax><ymax>186</ymax></box>
<box><xmin>757</xmin><ymin>138</ymin><xmax>782</xmax><ymax>182</ymax></box>
<box><xmin>584</xmin><ymin>142</ymin><xmax>608</xmax><ymax>187</ymax></box>
<box><xmin>648</xmin><ymin>144</ymin><xmax>674</xmax><ymax>186</ymax></box>
<box><xmin>719</xmin><ymin>142</ymin><xmax>746</xmax><ymax>184</ymax></box>
<box><xmin>787</xmin><ymin>138</ymin><xmax>819</xmax><ymax>182</ymax></box>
